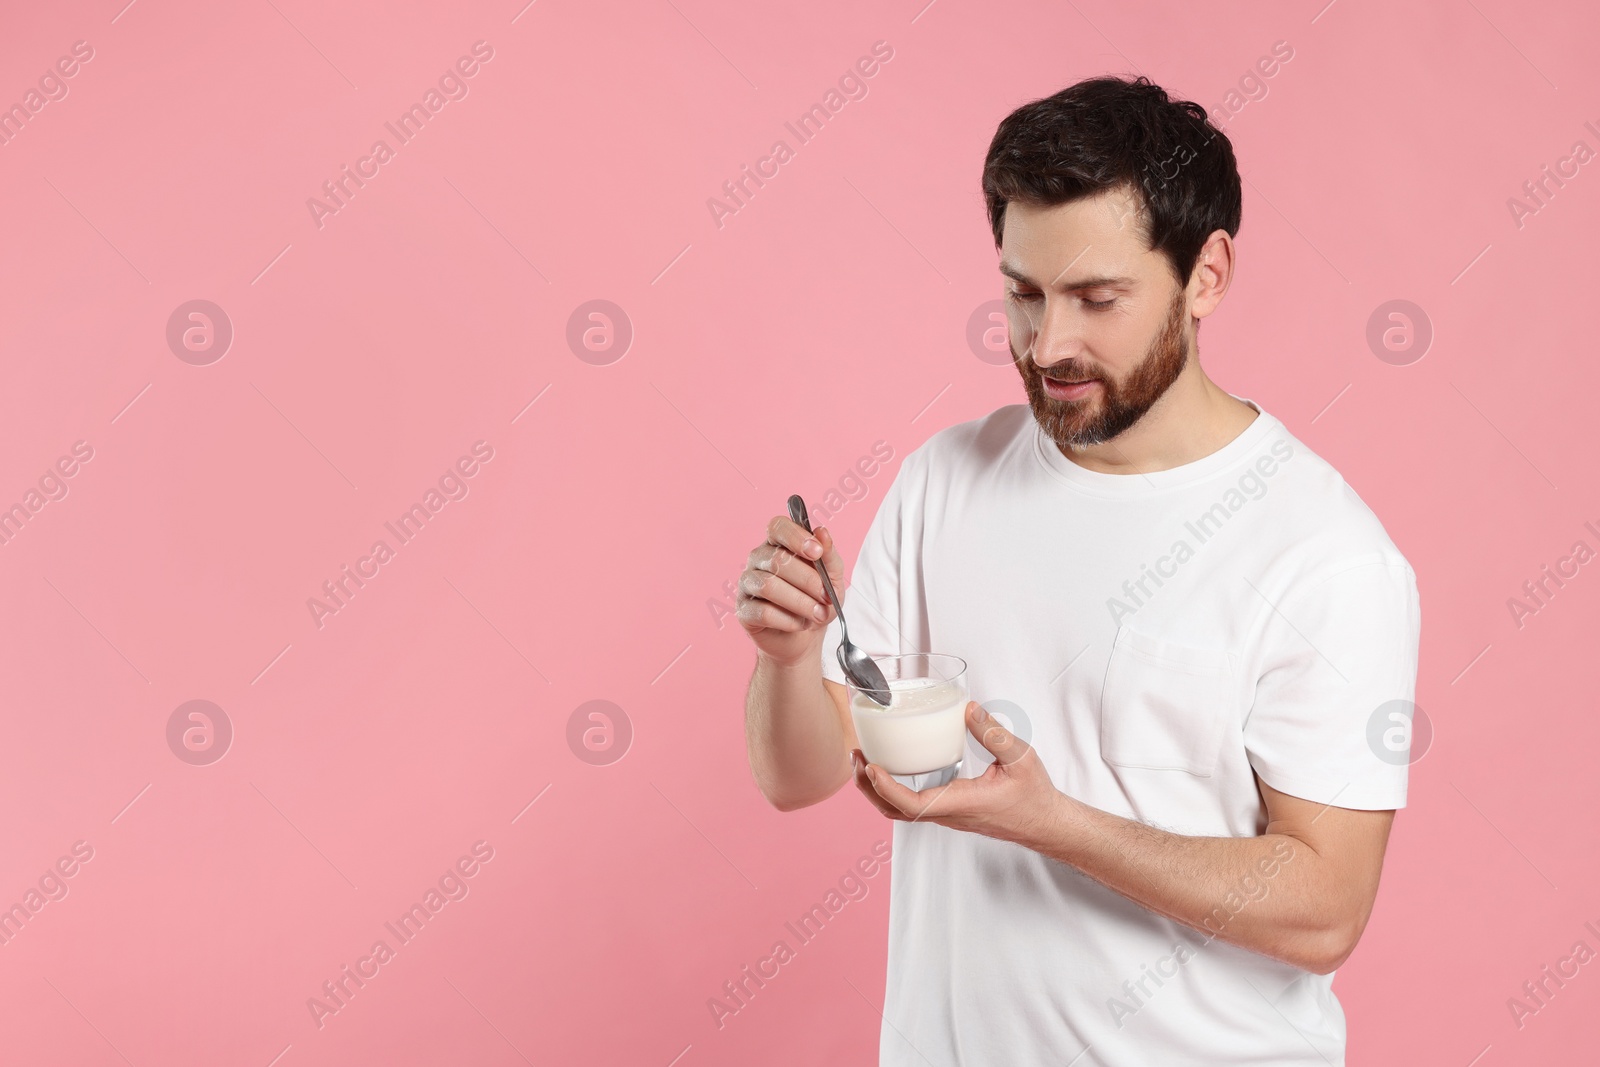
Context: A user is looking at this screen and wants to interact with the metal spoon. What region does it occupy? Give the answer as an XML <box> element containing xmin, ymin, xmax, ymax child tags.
<box><xmin>787</xmin><ymin>494</ymin><xmax>892</xmax><ymax>707</ymax></box>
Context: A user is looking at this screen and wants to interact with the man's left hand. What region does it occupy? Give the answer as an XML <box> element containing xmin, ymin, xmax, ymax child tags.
<box><xmin>851</xmin><ymin>701</ymin><xmax>1068</xmax><ymax>846</ymax></box>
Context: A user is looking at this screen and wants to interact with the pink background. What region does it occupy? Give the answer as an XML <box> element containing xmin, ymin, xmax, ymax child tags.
<box><xmin>0</xmin><ymin>0</ymin><xmax>1596</xmax><ymax>1063</ymax></box>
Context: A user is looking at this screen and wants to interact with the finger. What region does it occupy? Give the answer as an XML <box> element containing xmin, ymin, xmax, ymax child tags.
<box><xmin>814</xmin><ymin>526</ymin><xmax>846</xmax><ymax>586</ymax></box>
<box><xmin>967</xmin><ymin>701</ymin><xmax>1031</xmax><ymax>767</ymax></box>
<box><xmin>852</xmin><ymin>750</ymin><xmax>910</xmax><ymax>820</ymax></box>
<box><xmin>750</xmin><ymin>544</ymin><xmax>834</xmax><ymax>619</ymax></box>
<box><xmin>735</xmin><ymin>592</ymin><xmax>811</xmax><ymax>632</ymax></box>
<box><xmin>765</xmin><ymin>514</ymin><xmax>826</xmax><ymax>565</ymax></box>
<box><xmin>738</xmin><ymin>566</ymin><xmax>830</xmax><ymax>625</ymax></box>
<box><xmin>856</xmin><ymin>751</ymin><xmax>952</xmax><ymax>822</ymax></box>
<box><xmin>877</xmin><ymin>772</ymin><xmax>954</xmax><ymax>822</ymax></box>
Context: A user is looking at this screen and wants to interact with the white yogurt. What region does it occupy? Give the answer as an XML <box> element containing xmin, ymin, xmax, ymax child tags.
<box><xmin>851</xmin><ymin>675</ymin><xmax>968</xmax><ymax>776</ymax></box>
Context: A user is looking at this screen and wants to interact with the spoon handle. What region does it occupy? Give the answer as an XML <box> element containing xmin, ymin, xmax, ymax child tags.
<box><xmin>786</xmin><ymin>495</ymin><xmax>848</xmax><ymax>644</ymax></box>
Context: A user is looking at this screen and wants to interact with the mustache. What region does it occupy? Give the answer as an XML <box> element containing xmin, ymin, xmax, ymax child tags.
<box><xmin>1026</xmin><ymin>362</ymin><xmax>1101</xmax><ymax>384</ymax></box>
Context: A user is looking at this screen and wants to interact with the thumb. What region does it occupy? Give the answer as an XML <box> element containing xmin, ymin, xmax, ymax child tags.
<box><xmin>815</xmin><ymin>525</ymin><xmax>844</xmax><ymax>582</ymax></box>
<box><xmin>967</xmin><ymin>702</ymin><xmax>1028</xmax><ymax>766</ymax></box>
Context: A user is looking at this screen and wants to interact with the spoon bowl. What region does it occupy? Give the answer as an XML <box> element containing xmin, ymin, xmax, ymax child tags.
<box><xmin>787</xmin><ymin>494</ymin><xmax>892</xmax><ymax>706</ymax></box>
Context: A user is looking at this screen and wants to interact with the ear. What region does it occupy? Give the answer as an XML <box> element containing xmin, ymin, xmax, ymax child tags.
<box><xmin>1190</xmin><ymin>228</ymin><xmax>1235</xmax><ymax>321</ymax></box>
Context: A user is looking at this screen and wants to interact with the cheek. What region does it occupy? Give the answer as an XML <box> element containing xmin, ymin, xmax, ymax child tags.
<box><xmin>1100</xmin><ymin>335</ymin><xmax>1143</xmax><ymax>369</ymax></box>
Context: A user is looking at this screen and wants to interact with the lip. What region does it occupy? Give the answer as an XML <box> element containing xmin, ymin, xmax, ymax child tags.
<box><xmin>1042</xmin><ymin>376</ymin><xmax>1100</xmax><ymax>401</ymax></box>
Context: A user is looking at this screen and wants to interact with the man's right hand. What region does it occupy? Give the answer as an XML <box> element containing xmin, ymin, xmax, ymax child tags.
<box><xmin>737</xmin><ymin>516</ymin><xmax>845</xmax><ymax>667</ymax></box>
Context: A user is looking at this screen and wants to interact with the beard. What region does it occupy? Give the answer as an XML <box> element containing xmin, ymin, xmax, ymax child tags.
<box><xmin>1015</xmin><ymin>284</ymin><xmax>1190</xmax><ymax>451</ymax></box>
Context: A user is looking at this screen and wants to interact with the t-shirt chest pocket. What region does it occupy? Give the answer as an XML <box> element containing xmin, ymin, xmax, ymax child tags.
<box><xmin>1099</xmin><ymin>625</ymin><xmax>1235</xmax><ymax>777</ymax></box>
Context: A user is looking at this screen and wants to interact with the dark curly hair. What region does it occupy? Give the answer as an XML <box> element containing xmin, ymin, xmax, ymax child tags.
<box><xmin>981</xmin><ymin>75</ymin><xmax>1241</xmax><ymax>290</ymax></box>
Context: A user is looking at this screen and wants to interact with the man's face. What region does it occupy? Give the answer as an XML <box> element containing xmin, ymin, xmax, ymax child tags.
<box><xmin>1000</xmin><ymin>189</ymin><xmax>1193</xmax><ymax>452</ymax></box>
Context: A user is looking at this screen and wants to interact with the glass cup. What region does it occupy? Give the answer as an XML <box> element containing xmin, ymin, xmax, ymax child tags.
<box><xmin>848</xmin><ymin>653</ymin><xmax>970</xmax><ymax>776</ymax></box>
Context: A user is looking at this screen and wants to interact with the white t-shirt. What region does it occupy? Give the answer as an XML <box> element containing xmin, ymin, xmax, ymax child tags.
<box><xmin>820</xmin><ymin>396</ymin><xmax>1421</xmax><ymax>1067</ymax></box>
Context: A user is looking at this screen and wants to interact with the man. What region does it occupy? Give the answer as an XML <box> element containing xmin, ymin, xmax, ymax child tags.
<box><xmin>738</xmin><ymin>75</ymin><xmax>1421</xmax><ymax>1065</ymax></box>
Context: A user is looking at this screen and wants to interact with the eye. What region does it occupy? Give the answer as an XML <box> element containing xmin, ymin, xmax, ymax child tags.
<box><xmin>1082</xmin><ymin>297</ymin><xmax>1116</xmax><ymax>310</ymax></box>
<box><xmin>1006</xmin><ymin>288</ymin><xmax>1042</xmax><ymax>301</ymax></box>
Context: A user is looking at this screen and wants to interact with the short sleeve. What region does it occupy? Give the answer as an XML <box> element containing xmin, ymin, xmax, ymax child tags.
<box><xmin>819</xmin><ymin>455</ymin><xmax>917</xmax><ymax>687</ymax></box>
<box><xmin>1242</xmin><ymin>560</ymin><xmax>1422</xmax><ymax>810</ymax></box>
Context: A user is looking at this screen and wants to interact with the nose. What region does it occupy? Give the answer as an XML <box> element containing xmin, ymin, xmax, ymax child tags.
<box><xmin>1015</xmin><ymin>297</ymin><xmax>1087</xmax><ymax>371</ymax></box>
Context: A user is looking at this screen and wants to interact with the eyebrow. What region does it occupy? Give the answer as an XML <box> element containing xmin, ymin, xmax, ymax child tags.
<box><xmin>998</xmin><ymin>261</ymin><xmax>1137</xmax><ymax>290</ymax></box>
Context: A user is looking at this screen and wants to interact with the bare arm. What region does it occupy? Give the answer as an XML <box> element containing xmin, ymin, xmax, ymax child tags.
<box><xmin>853</xmin><ymin>707</ymin><xmax>1395</xmax><ymax>974</ymax></box>
<box><xmin>737</xmin><ymin>516</ymin><xmax>861</xmax><ymax>811</ymax></box>
<box><xmin>1033</xmin><ymin>779</ymin><xmax>1393</xmax><ymax>973</ymax></box>
<box><xmin>745</xmin><ymin>664</ymin><xmax>858</xmax><ymax>811</ymax></box>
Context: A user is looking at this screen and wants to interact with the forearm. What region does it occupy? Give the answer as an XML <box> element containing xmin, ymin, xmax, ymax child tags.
<box><xmin>1025</xmin><ymin>794</ymin><xmax>1354</xmax><ymax>973</ymax></box>
<box><xmin>744</xmin><ymin>652</ymin><xmax>851</xmax><ymax>811</ymax></box>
